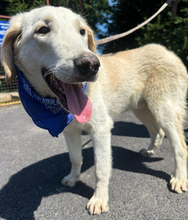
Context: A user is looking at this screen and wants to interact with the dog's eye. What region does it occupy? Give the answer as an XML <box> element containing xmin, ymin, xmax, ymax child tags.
<box><xmin>37</xmin><ymin>26</ymin><xmax>50</xmax><ymax>34</ymax></box>
<box><xmin>80</xmin><ymin>29</ymin><xmax>86</xmax><ymax>36</ymax></box>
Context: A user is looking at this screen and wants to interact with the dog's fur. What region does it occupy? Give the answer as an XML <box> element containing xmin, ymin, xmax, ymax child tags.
<box><xmin>1</xmin><ymin>6</ymin><xmax>188</xmax><ymax>215</ymax></box>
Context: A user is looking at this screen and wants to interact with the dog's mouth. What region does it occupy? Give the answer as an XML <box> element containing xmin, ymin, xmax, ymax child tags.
<box><xmin>42</xmin><ymin>68</ymin><xmax>92</xmax><ymax>123</ymax></box>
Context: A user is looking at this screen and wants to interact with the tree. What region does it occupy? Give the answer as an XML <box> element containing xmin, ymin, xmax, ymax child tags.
<box><xmin>136</xmin><ymin>0</ymin><xmax>188</xmax><ymax>66</ymax></box>
<box><xmin>98</xmin><ymin>0</ymin><xmax>188</xmax><ymax>66</ymax></box>
<box><xmin>49</xmin><ymin>0</ymin><xmax>111</xmax><ymax>33</ymax></box>
<box><xmin>4</xmin><ymin>0</ymin><xmax>45</xmax><ymax>15</ymax></box>
<box><xmin>98</xmin><ymin>0</ymin><xmax>161</xmax><ymax>53</ymax></box>
<box><xmin>1</xmin><ymin>0</ymin><xmax>111</xmax><ymax>35</ymax></box>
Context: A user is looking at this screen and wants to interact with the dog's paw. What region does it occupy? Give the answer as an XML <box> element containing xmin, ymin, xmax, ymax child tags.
<box><xmin>139</xmin><ymin>148</ymin><xmax>155</xmax><ymax>157</ymax></box>
<box><xmin>86</xmin><ymin>195</ymin><xmax>109</xmax><ymax>215</ymax></box>
<box><xmin>170</xmin><ymin>176</ymin><xmax>188</xmax><ymax>193</ymax></box>
<box><xmin>61</xmin><ymin>173</ymin><xmax>80</xmax><ymax>187</ymax></box>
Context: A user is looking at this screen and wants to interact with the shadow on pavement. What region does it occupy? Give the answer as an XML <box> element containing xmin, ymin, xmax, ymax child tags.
<box><xmin>82</xmin><ymin>121</ymin><xmax>150</xmax><ymax>138</ymax></box>
<box><xmin>0</xmin><ymin>121</ymin><xmax>172</xmax><ymax>220</ymax></box>
<box><xmin>0</xmin><ymin>148</ymin><xmax>94</xmax><ymax>220</ymax></box>
<box><xmin>112</xmin><ymin>121</ymin><xmax>149</xmax><ymax>137</ymax></box>
<box><xmin>0</xmin><ymin>146</ymin><xmax>170</xmax><ymax>220</ymax></box>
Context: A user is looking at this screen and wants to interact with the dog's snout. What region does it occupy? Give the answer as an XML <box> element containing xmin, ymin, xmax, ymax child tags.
<box><xmin>75</xmin><ymin>53</ymin><xmax>100</xmax><ymax>77</ymax></box>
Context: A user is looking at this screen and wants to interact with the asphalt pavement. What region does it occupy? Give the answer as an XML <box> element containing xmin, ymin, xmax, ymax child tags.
<box><xmin>0</xmin><ymin>104</ymin><xmax>188</xmax><ymax>220</ymax></box>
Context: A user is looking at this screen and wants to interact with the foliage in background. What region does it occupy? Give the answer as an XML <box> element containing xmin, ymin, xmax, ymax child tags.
<box><xmin>51</xmin><ymin>0</ymin><xmax>111</xmax><ymax>33</ymax></box>
<box><xmin>0</xmin><ymin>0</ymin><xmax>111</xmax><ymax>34</ymax></box>
<box><xmin>98</xmin><ymin>0</ymin><xmax>188</xmax><ymax>67</ymax></box>
<box><xmin>2</xmin><ymin>0</ymin><xmax>45</xmax><ymax>15</ymax></box>
<box><xmin>136</xmin><ymin>0</ymin><xmax>188</xmax><ymax>66</ymax></box>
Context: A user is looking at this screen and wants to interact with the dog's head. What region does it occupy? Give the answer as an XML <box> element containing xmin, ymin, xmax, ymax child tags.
<box><xmin>1</xmin><ymin>6</ymin><xmax>100</xmax><ymax>123</ymax></box>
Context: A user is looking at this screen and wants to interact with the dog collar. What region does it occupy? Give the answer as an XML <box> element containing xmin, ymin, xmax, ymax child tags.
<box><xmin>17</xmin><ymin>69</ymin><xmax>87</xmax><ymax>137</ymax></box>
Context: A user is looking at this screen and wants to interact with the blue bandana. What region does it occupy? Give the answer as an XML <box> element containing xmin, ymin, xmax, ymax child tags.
<box><xmin>17</xmin><ymin>69</ymin><xmax>87</xmax><ymax>137</ymax></box>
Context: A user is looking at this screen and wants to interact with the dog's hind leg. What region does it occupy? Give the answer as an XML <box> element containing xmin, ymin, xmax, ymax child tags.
<box><xmin>150</xmin><ymin>104</ymin><xmax>188</xmax><ymax>193</ymax></box>
<box><xmin>133</xmin><ymin>105</ymin><xmax>165</xmax><ymax>157</ymax></box>
<box><xmin>61</xmin><ymin>122</ymin><xmax>82</xmax><ymax>187</ymax></box>
<box><xmin>162</xmin><ymin>119</ymin><xmax>187</xmax><ymax>193</ymax></box>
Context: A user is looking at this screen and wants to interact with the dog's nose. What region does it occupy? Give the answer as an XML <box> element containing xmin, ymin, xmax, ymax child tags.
<box><xmin>75</xmin><ymin>53</ymin><xmax>100</xmax><ymax>77</ymax></box>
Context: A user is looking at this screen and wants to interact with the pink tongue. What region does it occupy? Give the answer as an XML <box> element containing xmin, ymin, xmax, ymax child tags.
<box><xmin>63</xmin><ymin>84</ymin><xmax>92</xmax><ymax>123</ymax></box>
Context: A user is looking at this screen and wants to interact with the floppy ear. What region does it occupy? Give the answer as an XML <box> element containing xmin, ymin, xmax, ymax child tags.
<box><xmin>87</xmin><ymin>27</ymin><xmax>96</xmax><ymax>54</ymax></box>
<box><xmin>1</xmin><ymin>14</ymin><xmax>23</xmax><ymax>83</ymax></box>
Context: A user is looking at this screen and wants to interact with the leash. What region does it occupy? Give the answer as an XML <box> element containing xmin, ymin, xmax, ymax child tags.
<box><xmin>95</xmin><ymin>0</ymin><xmax>174</xmax><ymax>45</ymax></box>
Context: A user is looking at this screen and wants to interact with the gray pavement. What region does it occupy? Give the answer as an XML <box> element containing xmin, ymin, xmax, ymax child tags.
<box><xmin>0</xmin><ymin>104</ymin><xmax>188</xmax><ymax>220</ymax></box>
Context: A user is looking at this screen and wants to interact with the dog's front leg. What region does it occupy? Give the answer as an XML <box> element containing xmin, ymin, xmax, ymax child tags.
<box><xmin>61</xmin><ymin>123</ymin><xmax>82</xmax><ymax>187</ymax></box>
<box><xmin>87</xmin><ymin>124</ymin><xmax>112</xmax><ymax>215</ymax></box>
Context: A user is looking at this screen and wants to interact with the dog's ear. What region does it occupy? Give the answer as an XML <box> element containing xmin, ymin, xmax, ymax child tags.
<box><xmin>1</xmin><ymin>14</ymin><xmax>23</xmax><ymax>83</ymax></box>
<box><xmin>87</xmin><ymin>27</ymin><xmax>96</xmax><ymax>54</ymax></box>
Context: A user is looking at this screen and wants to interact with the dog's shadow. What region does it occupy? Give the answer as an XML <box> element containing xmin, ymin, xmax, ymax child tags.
<box><xmin>112</xmin><ymin>121</ymin><xmax>150</xmax><ymax>137</ymax></box>
<box><xmin>0</xmin><ymin>122</ymin><xmax>173</xmax><ymax>220</ymax></box>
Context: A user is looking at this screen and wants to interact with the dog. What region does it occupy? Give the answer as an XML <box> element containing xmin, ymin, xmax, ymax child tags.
<box><xmin>1</xmin><ymin>6</ymin><xmax>188</xmax><ymax>215</ymax></box>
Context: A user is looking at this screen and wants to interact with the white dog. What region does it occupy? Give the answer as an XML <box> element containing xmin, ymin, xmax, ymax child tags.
<box><xmin>1</xmin><ymin>6</ymin><xmax>188</xmax><ymax>215</ymax></box>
